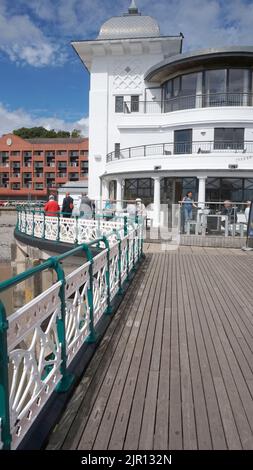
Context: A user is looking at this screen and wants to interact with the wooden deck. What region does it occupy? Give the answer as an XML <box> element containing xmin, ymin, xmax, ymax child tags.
<box><xmin>47</xmin><ymin>247</ymin><xmax>253</xmax><ymax>450</ymax></box>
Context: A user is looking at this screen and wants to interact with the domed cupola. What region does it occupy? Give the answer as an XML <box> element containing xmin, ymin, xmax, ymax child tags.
<box><xmin>97</xmin><ymin>1</ymin><xmax>160</xmax><ymax>40</ymax></box>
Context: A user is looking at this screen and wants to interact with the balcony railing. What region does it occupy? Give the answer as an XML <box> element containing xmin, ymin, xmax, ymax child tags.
<box><xmin>121</xmin><ymin>92</ymin><xmax>253</xmax><ymax>114</ymax></box>
<box><xmin>107</xmin><ymin>140</ymin><xmax>253</xmax><ymax>162</ymax></box>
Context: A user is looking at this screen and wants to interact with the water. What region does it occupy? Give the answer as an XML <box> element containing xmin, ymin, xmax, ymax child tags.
<box><xmin>0</xmin><ymin>262</ymin><xmax>13</xmax><ymax>316</ymax></box>
<box><xmin>0</xmin><ymin>211</ymin><xmax>16</xmax><ymax>315</ymax></box>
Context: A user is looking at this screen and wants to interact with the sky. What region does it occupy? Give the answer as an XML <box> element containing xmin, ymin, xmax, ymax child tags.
<box><xmin>0</xmin><ymin>0</ymin><xmax>253</xmax><ymax>137</ymax></box>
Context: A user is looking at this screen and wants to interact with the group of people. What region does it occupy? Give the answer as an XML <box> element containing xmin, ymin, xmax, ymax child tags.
<box><xmin>44</xmin><ymin>193</ymin><xmax>94</xmax><ymax>218</ymax></box>
<box><xmin>181</xmin><ymin>191</ymin><xmax>252</xmax><ymax>232</ymax></box>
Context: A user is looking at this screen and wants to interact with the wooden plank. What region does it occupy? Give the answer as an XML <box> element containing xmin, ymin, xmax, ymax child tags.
<box><xmin>168</xmin><ymin>254</ymin><xmax>183</xmax><ymax>449</ymax></box>
<box><xmin>153</xmin><ymin>257</ymin><xmax>172</xmax><ymax>450</ymax></box>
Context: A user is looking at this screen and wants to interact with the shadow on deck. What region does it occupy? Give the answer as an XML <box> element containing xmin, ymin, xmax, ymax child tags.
<box><xmin>46</xmin><ymin>247</ymin><xmax>253</xmax><ymax>450</ymax></box>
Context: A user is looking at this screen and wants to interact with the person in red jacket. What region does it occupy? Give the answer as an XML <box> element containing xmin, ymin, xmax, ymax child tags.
<box><xmin>44</xmin><ymin>195</ymin><xmax>60</xmax><ymax>216</ymax></box>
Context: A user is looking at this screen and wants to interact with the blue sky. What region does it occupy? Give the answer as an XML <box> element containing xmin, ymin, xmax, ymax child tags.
<box><xmin>0</xmin><ymin>0</ymin><xmax>253</xmax><ymax>136</ymax></box>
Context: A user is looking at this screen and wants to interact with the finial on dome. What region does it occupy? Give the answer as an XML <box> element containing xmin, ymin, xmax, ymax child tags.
<box><xmin>128</xmin><ymin>0</ymin><xmax>139</xmax><ymax>15</ymax></box>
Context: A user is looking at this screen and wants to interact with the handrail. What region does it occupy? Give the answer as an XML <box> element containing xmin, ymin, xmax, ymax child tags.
<box><xmin>121</xmin><ymin>92</ymin><xmax>253</xmax><ymax>114</ymax></box>
<box><xmin>106</xmin><ymin>139</ymin><xmax>253</xmax><ymax>162</ymax></box>
<box><xmin>0</xmin><ymin>218</ymin><xmax>143</xmax><ymax>449</ymax></box>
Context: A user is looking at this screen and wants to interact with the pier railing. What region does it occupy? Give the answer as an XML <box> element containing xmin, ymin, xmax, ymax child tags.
<box><xmin>0</xmin><ymin>219</ymin><xmax>143</xmax><ymax>450</ymax></box>
<box><xmin>16</xmin><ymin>207</ymin><xmax>127</xmax><ymax>245</ymax></box>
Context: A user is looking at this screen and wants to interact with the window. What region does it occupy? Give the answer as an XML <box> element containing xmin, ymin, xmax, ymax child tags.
<box><xmin>131</xmin><ymin>95</ymin><xmax>139</xmax><ymax>112</ymax></box>
<box><xmin>10</xmin><ymin>151</ymin><xmax>20</xmax><ymax>156</ymax></box>
<box><xmin>244</xmin><ymin>179</ymin><xmax>253</xmax><ymax>201</ymax></box>
<box><xmin>114</xmin><ymin>143</ymin><xmax>120</xmax><ymax>159</ymax></box>
<box><xmin>174</xmin><ymin>129</ymin><xmax>192</xmax><ymax>154</ymax></box>
<box><xmin>214</xmin><ymin>128</ymin><xmax>244</xmax><ymax>150</ymax></box>
<box><xmin>124</xmin><ymin>178</ymin><xmax>154</xmax><ymax>204</ymax></box>
<box><xmin>115</xmin><ymin>96</ymin><xmax>124</xmax><ymax>113</ymax></box>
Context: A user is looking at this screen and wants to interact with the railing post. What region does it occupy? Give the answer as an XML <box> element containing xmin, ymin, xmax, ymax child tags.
<box><xmin>126</xmin><ymin>237</ymin><xmax>130</xmax><ymax>280</ymax></box>
<box><xmin>101</xmin><ymin>236</ymin><xmax>112</xmax><ymax>315</ymax></box>
<box><xmin>52</xmin><ymin>259</ymin><xmax>74</xmax><ymax>393</ymax></box>
<box><xmin>135</xmin><ymin>216</ymin><xmax>141</xmax><ymax>264</ymax></box>
<box><xmin>117</xmin><ymin>237</ymin><xmax>123</xmax><ymax>295</ymax></box>
<box><xmin>57</xmin><ymin>213</ymin><xmax>60</xmax><ymax>242</ymax></box>
<box><xmin>80</xmin><ymin>244</ymin><xmax>96</xmax><ymax>343</ymax></box>
<box><xmin>42</xmin><ymin>211</ymin><xmax>46</xmax><ymax>239</ymax></box>
<box><xmin>75</xmin><ymin>216</ymin><xmax>79</xmax><ymax>244</ymax></box>
<box><xmin>124</xmin><ymin>216</ymin><xmax>128</xmax><ymax>237</ymax></box>
<box><xmin>32</xmin><ymin>210</ymin><xmax>35</xmax><ymax>238</ymax></box>
<box><xmin>0</xmin><ymin>301</ymin><xmax>12</xmax><ymax>450</ymax></box>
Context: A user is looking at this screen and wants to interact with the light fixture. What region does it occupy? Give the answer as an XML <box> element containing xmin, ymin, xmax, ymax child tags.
<box><xmin>228</xmin><ymin>164</ymin><xmax>238</xmax><ymax>169</ymax></box>
<box><xmin>201</xmin><ymin>131</ymin><xmax>206</xmax><ymax>136</ymax></box>
<box><xmin>154</xmin><ymin>165</ymin><xmax>161</xmax><ymax>171</ymax></box>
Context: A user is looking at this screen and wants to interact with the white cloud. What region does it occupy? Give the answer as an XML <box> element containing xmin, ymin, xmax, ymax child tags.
<box><xmin>1</xmin><ymin>0</ymin><xmax>253</xmax><ymax>67</ymax></box>
<box><xmin>0</xmin><ymin>1</ymin><xmax>64</xmax><ymax>67</ymax></box>
<box><xmin>0</xmin><ymin>103</ymin><xmax>89</xmax><ymax>136</ymax></box>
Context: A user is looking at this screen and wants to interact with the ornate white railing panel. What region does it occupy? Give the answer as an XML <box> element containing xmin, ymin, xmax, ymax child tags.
<box><xmin>93</xmin><ymin>251</ymin><xmax>108</xmax><ymax>326</ymax></box>
<box><xmin>59</xmin><ymin>217</ymin><xmax>76</xmax><ymax>244</ymax></box>
<box><xmin>26</xmin><ymin>213</ymin><xmax>33</xmax><ymax>236</ymax></box>
<box><xmin>45</xmin><ymin>216</ymin><xmax>59</xmax><ymax>241</ymax></box>
<box><xmin>7</xmin><ymin>282</ymin><xmax>62</xmax><ymax>449</ymax></box>
<box><xmin>65</xmin><ymin>262</ymin><xmax>91</xmax><ymax>366</ymax></box>
<box><xmin>20</xmin><ymin>211</ymin><xmax>27</xmax><ymax>233</ymax></box>
<box><xmin>77</xmin><ymin>219</ymin><xmax>99</xmax><ymax>244</ymax></box>
<box><xmin>33</xmin><ymin>214</ymin><xmax>44</xmax><ymax>239</ymax></box>
<box><xmin>109</xmin><ymin>242</ymin><xmax>120</xmax><ymax>299</ymax></box>
<box><xmin>121</xmin><ymin>237</ymin><xmax>128</xmax><ymax>284</ymax></box>
<box><xmin>128</xmin><ymin>231</ymin><xmax>135</xmax><ymax>271</ymax></box>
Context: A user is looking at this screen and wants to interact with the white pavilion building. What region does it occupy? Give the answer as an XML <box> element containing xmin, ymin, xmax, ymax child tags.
<box><xmin>72</xmin><ymin>1</ymin><xmax>253</xmax><ymax>227</ymax></box>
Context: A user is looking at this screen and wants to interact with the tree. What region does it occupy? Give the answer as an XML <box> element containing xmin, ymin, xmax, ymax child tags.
<box><xmin>71</xmin><ymin>129</ymin><xmax>81</xmax><ymax>138</ymax></box>
<box><xmin>13</xmin><ymin>127</ymin><xmax>72</xmax><ymax>139</ymax></box>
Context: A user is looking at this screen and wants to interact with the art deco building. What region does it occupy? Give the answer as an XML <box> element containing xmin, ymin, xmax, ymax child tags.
<box><xmin>73</xmin><ymin>1</ymin><xmax>253</xmax><ymax>226</ymax></box>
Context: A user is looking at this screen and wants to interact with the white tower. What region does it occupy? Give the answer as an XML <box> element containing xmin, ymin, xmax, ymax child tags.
<box><xmin>72</xmin><ymin>1</ymin><xmax>182</xmax><ymax>200</ymax></box>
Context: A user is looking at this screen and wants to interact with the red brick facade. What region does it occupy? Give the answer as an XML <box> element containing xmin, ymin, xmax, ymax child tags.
<box><xmin>0</xmin><ymin>133</ymin><xmax>88</xmax><ymax>199</ymax></box>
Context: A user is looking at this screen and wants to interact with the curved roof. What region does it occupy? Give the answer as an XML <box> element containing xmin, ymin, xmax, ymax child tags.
<box><xmin>145</xmin><ymin>46</ymin><xmax>253</xmax><ymax>82</ymax></box>
<box><xmin>97</xmin><ymin>15</ymin><xmax>160</xmax><ymax>40</ymax></box>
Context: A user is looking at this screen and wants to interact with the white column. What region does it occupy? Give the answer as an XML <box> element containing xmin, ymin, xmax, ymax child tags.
<box><xmin>153</xmin><ymin>176</ymin><xmax>161</xmax><ymax>227</ymax></box>
<box><xmin>116</xmin><ymin>177</ymin><xmax>123</xmax><ymax>211</ymax></box>
<box><xmin>197</xmin><ymin>176</ymin><xmax>207</xmax><ymax>209</ymax></box>
<box><xmin>102</xmin><ymin>178</ymin><xmax>110</xmax><ymax>202</ymax></box>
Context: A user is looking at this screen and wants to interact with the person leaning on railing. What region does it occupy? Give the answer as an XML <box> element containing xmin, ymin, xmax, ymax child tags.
<box><xmin>44</xmin><ymin>195</ymin><xmax>60</xmax><ymax>217</ymax></box>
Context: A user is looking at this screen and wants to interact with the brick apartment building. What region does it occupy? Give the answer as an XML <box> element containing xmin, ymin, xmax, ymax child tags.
<box><xmin>0</xmin><ymin>133</ymin><xmax>88</xmax><ymax>200</ymax></box>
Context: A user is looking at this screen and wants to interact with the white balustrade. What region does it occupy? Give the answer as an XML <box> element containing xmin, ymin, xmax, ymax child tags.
<box><xmin>1</xmin><ymin>208</ymin><xmax>143</xmax><ymax>449</ymax></box>
<box><xmin>7</xmin><ymin>283</ymin><xmax>62</xmax><ymax>449</ymax></box>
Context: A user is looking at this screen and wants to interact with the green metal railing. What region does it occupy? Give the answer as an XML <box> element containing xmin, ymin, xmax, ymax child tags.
<box><xmin>0</xmin><ymin>219</ymin><xmax>143</xmax><ymax>449</ymax></box>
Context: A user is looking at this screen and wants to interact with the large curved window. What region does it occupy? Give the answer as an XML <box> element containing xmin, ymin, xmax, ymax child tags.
<box><xmin>163</xmin><ymin>68</ymin><xmax>252</xmax><ymax>111</ymax></box>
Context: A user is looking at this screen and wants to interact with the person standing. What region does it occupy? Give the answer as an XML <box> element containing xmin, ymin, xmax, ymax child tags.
<box><xmin>62</xmin><ymin>192</ymin><xmax>74</xmax><ymax>218</ymax></box>
<box><xmin>181</xmin><ymin>191</ymin><xmax>197</xmax><ymax>232</ymax></box>
<box><xmin>44</xmin><ymin>195</ymin><xmax>60</xmax><ymax>216</ymax></box>
<box><xmin>79</xmin><ymin>193</ymin><xmax>93</xmax><ymax>219</ymax></box>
